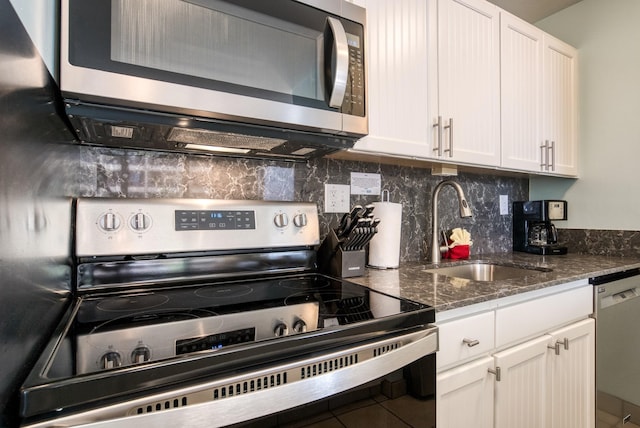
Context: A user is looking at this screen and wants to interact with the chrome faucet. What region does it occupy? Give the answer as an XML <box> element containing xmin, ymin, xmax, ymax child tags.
<box><xmin>431</xmin><ymin>180</ymin><xmax>473</xmax><ymax>264</ymax></box>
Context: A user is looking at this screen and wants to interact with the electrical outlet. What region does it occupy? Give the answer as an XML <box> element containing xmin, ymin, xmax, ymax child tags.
<box><xmin>324</xmin><ymin>184</ymin><xmax>350</xmax><ymax>213</ymax></box>
<box><xmin>499</xmin><ymin>195</ymin><xmax>509</xmax><ymax>216</ymax></box>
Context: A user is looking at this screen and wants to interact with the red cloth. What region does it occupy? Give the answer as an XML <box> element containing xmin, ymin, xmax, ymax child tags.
<box><xmin>443</xmin><ymin>244</ymin><xmax>470</xmax><ymax>260</ymax></box>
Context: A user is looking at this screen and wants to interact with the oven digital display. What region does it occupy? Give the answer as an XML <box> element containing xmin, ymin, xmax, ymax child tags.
<box><xmin>176</xmin><ymin>327</ymin><xmax>256</xmax><ymax>355</ymax></box>
<box><xmin>175</xmin><ymin>210</ymin><xmax>256</xmax><ymax>230</ymax></box>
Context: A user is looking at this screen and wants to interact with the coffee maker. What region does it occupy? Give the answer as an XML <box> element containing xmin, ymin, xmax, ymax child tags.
<box><xmin>513</xmin><ymin>200</ymin><xmax>568</xmax><ymax>255</ymax></box>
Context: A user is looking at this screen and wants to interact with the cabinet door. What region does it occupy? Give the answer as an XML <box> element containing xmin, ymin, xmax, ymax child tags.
<box><xmin>493</xmin><ymin>335</ymin><xmax>549</xmax><ymax>428</ymax></box>
<box><xmin>434</xmin><ymin>0</ymin><xmax>500</xmax><ymax>166</ymax></box>
<box><xmin>500</xmin><ymin>12</ymin><xmax>544</xmax><ymax>172</ymax></box>
<box><xmin>437</xmin><ymin>356</ymin><xmax>494</xmax><ymax>428</ymax></box>
<box><xmin>547</xmin><ymin>319</ymin><xmax>595</xmax><ymax>428</ymax></box>
<box><xmin>542</xmin><ymin>35</ymin><xmax>578</xmax><ymax>176</ymax></box>
<box><xmin>351</xmin><ymin>0</ymin><xmax>431</xmax><ymax>157</ymax></box>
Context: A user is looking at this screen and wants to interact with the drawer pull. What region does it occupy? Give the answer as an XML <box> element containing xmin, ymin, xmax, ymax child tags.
<box><xmin>462</xmin><ymin>338</ymin><xmax>480</xmax><ymax>347</ymax></box>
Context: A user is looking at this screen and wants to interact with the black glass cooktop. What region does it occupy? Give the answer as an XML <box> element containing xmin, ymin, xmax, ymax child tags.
<box><xmin>74</xmin><ymin>273</ymin><xmax>431</xmax><ymax>334</ymax></box>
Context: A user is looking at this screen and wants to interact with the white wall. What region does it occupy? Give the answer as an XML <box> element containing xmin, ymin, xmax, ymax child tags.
<box><xmin>9</xmin><ymin>0</ymin><xmax>57</xmax><ymax>78</ymax></box>
<box><xmin>530</xmin><ymin>0</ymin><xmax>640</xmax><ymax>230</ymax></box>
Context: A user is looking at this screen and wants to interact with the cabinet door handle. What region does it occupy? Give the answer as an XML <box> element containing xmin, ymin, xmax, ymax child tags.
<box><xmin>462</xmin><ymin>338</ymin><xmax>480</xmax><ymax>347</ymax></box>
<box><xmin>548</xmin><ymin>338</ymin><xmax>569</xmax><ymax>355</ymax></box>
<box><xmin>488</xmin><ymin>367</ymin><xmax>501</xmax><ymax>382</ymax></box>
<box><xmin>549</xmin><ymin>141</ymin><xmax>556</xmax><ymax>172</ymax></box>
<box><xmin>540</xmin><ymin>141</ymin><xmax>549</xmax><ymax>170</ymax></box>
<box><xmin>444</xmin><ymin>118</ymin><xmax>453</xmax><ymax>157</ymax></box>
<box><xmin>433</xmin><ymin>116</ymin><xmax>443</xmax><ymax>157</ymax></box>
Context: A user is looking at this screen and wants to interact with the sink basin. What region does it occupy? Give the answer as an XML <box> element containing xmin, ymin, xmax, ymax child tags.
<box><xmin>423</xmin><ymin>262</ymin><xmax>551</xmax><ymax>282</ymax></box>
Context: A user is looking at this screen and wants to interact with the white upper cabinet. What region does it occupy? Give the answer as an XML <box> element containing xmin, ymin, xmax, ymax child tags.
<box><xmin>353</xmin><ymin>0</ymin><xmax>501</xmax><ymax>165</ymax></box>
<box><xmin>351</xmin><ymin>0</ymin><xmax>577</xmax><ymax>176</ymax></box>
<box><xmin>432</xmin><ymin>0</ymin><xmax>501</xmax><ymax>166</ymax></box>
<box><xmin>543</xmin><ymin>35</ymin><xmax>578</xmax><ymax>176</ymax></box>
<box><xmin>500</xmin><ymin>12</ymin><xmax>578</xmax><ymax>177</ymax></box>
<box><xmin>500</xmin><ymin>12</ymin><xmax>544</xmax><ymax>171</ymax></box>
<box><xmin>351</xmin><ymin>0</ymin><xmax>431</xmax><ymax>157</ymax></box>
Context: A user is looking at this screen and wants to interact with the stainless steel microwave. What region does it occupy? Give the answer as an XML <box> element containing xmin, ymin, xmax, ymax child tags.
<box><xmin>60</xmin><ymin>0</ymin><xmax>367</xmax><ymax>160</ymax></box>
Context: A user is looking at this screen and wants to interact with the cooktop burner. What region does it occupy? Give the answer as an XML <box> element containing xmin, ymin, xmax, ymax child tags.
<box><xmin>194</xmin><ymin>284</ymin><xmax>254</xmax><ymax>299</ymax></box>
<box><xmin>96</xmin><ymin>293</ymin><xmax>170</xmax><ymax>312</ymax></box>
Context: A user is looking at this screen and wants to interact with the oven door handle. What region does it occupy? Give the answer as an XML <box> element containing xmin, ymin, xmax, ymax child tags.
<box><xmin>27</xmin><ymin>326</ymin><xmax>437</xmax><ymax>428</ymax></box>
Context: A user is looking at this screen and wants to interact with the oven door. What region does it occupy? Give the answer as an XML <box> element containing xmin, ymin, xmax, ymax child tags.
<box><xmin>21</xmin><ymin>325</ymin><xmax>437</xmax><ymax>428</ymax></box>
<box><xmin>61</xmin><ymin>0</ymin><xmax>366</xmax><ymax>136</ymax></box>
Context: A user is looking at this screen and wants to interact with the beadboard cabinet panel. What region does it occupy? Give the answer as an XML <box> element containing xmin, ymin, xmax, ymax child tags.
<box><xmin>350</xmin><ymin>0</ymin><xmax>431</xmax><ymax>157</ymax></box>
<box><xmin>500</xmin><ymin>12</ymin><xmax>544</xmax><ymax>171</ymax></box>
<box><xmin>434</xmin><ymin>0</ymin><xmax>501</xmax><ymax>166</ymax></box>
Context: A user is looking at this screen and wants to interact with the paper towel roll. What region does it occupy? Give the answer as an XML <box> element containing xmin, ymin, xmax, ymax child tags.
<box><xmin>368</xmin><ymin>201</ymin><xmax>402</xmax><ymax>268</ymax></box>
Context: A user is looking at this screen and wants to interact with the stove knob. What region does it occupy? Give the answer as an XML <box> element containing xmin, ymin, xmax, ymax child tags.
<box><xmin>293</xmin><ymin>319</ymin><xmax>307</xmax><ymax>333</ymax></box>
<box><xmin>274</xmin><ymin>323</ymin><xmax>289</xmax><ymax>337</ymax></box>
<box><xmin>293</xmin><ymin>213</ymin><xmax>308</xmax><ymax>228</ymax></box>
<box><xmin>99</xmin><ymin>349</ymin><xmax>123</xmax><ymax>370</ymax></box>
<box><xmin>273</xmin><ymin>213</ymin><xmax>289</xmax><ymax>228</ymax></box>
<box><xmin>130</xmin><ymin>212</ymin><xmax>151</xmax><ymax>232</ymax></box>
<box><xmin>99</xmin><ymin>212</ymin><xmax>121</xmax><ymax>232</ymax></box>
<box><xmin>131</xmin><ymin>344</ymin><xmax>151</xmax><ymax>364</ymax></box>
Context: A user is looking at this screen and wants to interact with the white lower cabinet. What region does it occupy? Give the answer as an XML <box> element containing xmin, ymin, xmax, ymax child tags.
<box><xmin>546</xmin><ymin>319</ymin><xmax>595</xmax><ymax>428</ymax></box>
<box><xmin>493</xmin><ymin>335</ymin><xmax>549</xmax><ymax>428</ymax></box>
<box><xmin>436</xmin><ymin>283</ymin><xmax>595</xmax><ymax>428</ymax></box>
<box><xmin>437</xmin><ymin>356</ymin><xmax>494</xmax><ymax>428</ymax></box>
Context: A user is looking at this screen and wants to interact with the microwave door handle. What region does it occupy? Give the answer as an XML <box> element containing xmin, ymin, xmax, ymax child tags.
<box><xmin>324</xmin><ymin>17</ymin><xmax>349</xmax><ymax>108</ymax></box>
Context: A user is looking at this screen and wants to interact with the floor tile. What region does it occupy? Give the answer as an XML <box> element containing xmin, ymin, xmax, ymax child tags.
<box><xmin>379</xmin><ymin>395</ymin><xmax>435</xmax><ymax>428</ymax></box>
<box><xmin>289</xmin><ymin>416</ymin><xmax>346</xmax><ymax>428</ymax></box>
<box><xmin>336</xmin><ymin>403</ymin><xmax>411</xmax><ymax>428</ymax></box>
<box><xmin>330</xmin><ymin>397</ymin><xmax>378</xmax><ymax>416</ymax></box>
<box><xmin>279</xmin><ymin>411</ymin><xmax>339</xmax><ymax>428</ymax></box>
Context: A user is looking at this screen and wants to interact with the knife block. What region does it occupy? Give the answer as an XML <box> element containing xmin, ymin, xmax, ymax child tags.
<box><xmin>317</xmin><ymin>229</ymin><xmax>366</xmax><ymax>278</ymax></box>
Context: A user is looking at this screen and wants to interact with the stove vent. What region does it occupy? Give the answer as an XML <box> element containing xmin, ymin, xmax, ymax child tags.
<box><xmin>124</xmin><ymin>337</ymin><xmax>411</xmax><ymax>419</ymax></box>
<box><xmin>300</xmin><ymin>353</ymin><xmax>358</xmax><ymax>379</ymax></box>
<box><xmin>373</xmin><ymin>342</ymin><xmax>401</xmax><ymax>357</ymax></box>
<box><xmin>132</xmin><ymin>397</ymin><xmax>188</xmax><ymax>415</ymax></box>
<box><xmin>213</xmin><ymin>372</ymin><xmax>288</xmax><ymax>400</ymax></box>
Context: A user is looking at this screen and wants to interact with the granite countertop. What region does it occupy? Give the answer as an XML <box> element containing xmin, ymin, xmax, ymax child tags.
<box><xmin>348</xmin><ymin>252</ymin><xmax>640</xmax><ymax>312</ymax></box>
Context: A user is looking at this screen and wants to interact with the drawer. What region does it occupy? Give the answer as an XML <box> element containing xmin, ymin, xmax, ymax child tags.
<box><xmin>437</xmin><ymin>311</ymin><xmax>495</xmax><ymax>370</ymax></box>
<box><xmin>495</xmin><ymin>284</ymin><xmax>592</xmax><ymax>348</ymax></box>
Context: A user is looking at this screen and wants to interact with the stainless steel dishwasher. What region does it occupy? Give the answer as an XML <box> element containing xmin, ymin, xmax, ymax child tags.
<box><xmin>592</xmin><ymin>268</ymin><xmax>640</xmax><ymax>427</ymax></box>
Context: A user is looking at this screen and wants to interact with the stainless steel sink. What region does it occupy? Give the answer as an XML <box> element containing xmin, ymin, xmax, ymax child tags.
<box><xmin>423</xmin><ymin>262</ymin><xmax>551</xmax><ymax>282</ymax></box>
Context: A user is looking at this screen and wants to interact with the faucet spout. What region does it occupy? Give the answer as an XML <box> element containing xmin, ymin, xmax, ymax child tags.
<box><xmin>431</xmin><ymin>180</ymin><xmax>472</xmax><ymax>264</ymax></box>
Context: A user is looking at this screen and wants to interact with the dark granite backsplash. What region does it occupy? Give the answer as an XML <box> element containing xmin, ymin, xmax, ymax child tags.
<box><xmin>74</xmin><ymin>146</ymin><xmax>528</xmax><ymax>262</ymax></box>
<box><xmin>558</xmin><ymin>229</ymin><xmax>640</xmax><ymax>258</ymax></box>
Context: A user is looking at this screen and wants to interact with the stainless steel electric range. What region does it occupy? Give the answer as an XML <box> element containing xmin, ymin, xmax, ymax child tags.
<box><xmin>20</xmin><ymin>199</ymin><xmax>437</xmax><ymax>428</ymax></box>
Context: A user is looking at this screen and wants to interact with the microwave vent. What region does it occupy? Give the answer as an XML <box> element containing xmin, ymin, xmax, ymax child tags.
<box><xmin>167</xmin><ymin>128</ymin><xmax>286</xmax><ymax>151</ymax></box>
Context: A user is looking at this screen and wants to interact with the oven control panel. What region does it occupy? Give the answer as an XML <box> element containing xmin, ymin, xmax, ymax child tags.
<box><xmin>75</xmin><ymin>302</ymin><xmax>319</xmax><ymax>374</ymax></box>
<box><xmin>175</xmin><ymin>210</ymin><xmax>256</xmax><ymax>231</ymax></box>
<box><xmin>76</xmin><ymin>198</ymin><xmax>320</xmax><ymax>257</ymax></box>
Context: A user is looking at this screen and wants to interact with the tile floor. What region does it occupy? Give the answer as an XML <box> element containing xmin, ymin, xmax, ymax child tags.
<box><xmin>281</xmin><ymin>394</ymin><xmax>435</xmax><ymax>428</ymax></box>
<box><xmin>233</xmin><ymin>383</ymin><xmax>434</xmax><ymax>428</ymax></box>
